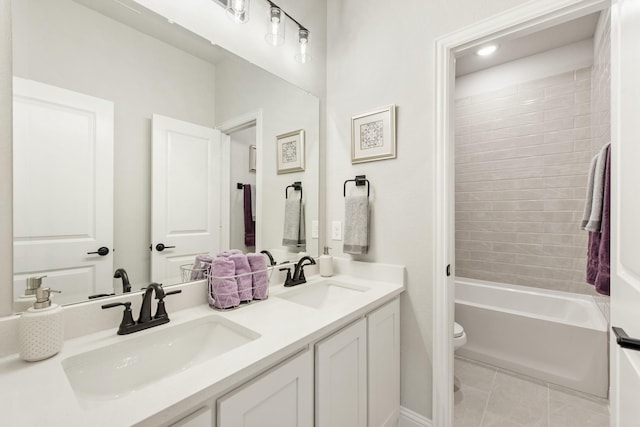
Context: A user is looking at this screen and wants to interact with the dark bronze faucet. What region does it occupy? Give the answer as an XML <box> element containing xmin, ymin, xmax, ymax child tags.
<box><xmin>282</xmin><ymin>256</ymin><xmax>316</xmax><ymax>287</ymax></box>
<box><xmin>101</xmin><ymin>283</ymin><xmax>182</xmax><ymax>335</ymax></box>
<box><xmin>260</xmin><ymin>250</ymin><xmax>276</xmax><ymax>266</ymax></box>
<box><xmin>114</xmin><ymin>268</ymin><xmax>131</xmax><ymax>293</ymax></box>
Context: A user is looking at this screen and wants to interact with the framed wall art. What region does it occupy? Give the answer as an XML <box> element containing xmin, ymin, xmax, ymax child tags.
<box><xmin>351</xmin><ymin>104</ymin><xmax>396</xmax><ymax>163</ymax></box>
<box><xmin>249</xmin><ymin>145</ymin><xmax>256</xmax><ymax>172</ymax></box>
<box><xmin>276</xmin><ymin>129</ymin><xmax>305</xmax><ymax>174</ymax></box>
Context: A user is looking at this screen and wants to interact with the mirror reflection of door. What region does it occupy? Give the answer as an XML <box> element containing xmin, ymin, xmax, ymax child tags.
<box><xmin>229</xmin><ymin>125</ymin><xmax>257</xmax><ymax>253</ymax></box>
<box><xmin>12</xmin><ymin>78</ymin><xmax>114</xmax><ymax>309</ymax></box>
<box><xmin>150</xmin><ymin>114</ymin><xmax>222</xmax><ymax>285</ymax></box>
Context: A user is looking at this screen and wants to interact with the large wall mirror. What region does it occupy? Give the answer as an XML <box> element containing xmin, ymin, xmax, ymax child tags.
<box><xmin>11</xmin><ymin>0</ymin><xmax>320</xmax><ymax>311</ymax></box>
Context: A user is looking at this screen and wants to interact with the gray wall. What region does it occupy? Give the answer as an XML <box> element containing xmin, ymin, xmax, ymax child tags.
<box><xmin>325</xmin><ymin>0</ymin><xmax>531</xmax><ymax>419</ymax></box>
<box><xmin>215</xmin><ymin>56</ymin><xmax>320</xmax><ymax>257</ymax></box>
<box><xmin>0</xmin><ymin>0</ymin><xmax>12</xmax><ymax>314</ymax></box>
<box><xmin>12</xmin><ymin>0</ymin><xmax>217</xmax><ymax>286</ymax></box>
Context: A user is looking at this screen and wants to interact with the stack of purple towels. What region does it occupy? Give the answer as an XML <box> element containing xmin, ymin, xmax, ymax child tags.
<box><xmin>195</xmin><ymin>250</ymin><xmax>270</xmax><ymax>309</ymax></box>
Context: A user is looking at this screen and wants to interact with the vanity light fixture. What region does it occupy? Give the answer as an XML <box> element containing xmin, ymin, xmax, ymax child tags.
<box><xmin>263</xmin><ymin>1</ymin><xmax>311</xmax><ymax>63</ymax></box>
<box><xmin>265</xmin><ymin>5</ymin><xmax>285</xmax><ymax>46</ymax></box>
<box><xmin>476</xmin><ymin>44</ymin><xmax>498</xmax><ymax>56</ymax></box>
<box><xmin>294</xmin><ymin>28</ymin><xmax>312</xmax><ymax>63</ymax></box>
<box><xmin>226</xmin><ymin>0</ymin><xmax>250</xmax><ymax>24</ymax></box>
<box><xmin>217</xmin><ymin>0</ymin><xmax>311</xmax><ymax>63</ymax></box>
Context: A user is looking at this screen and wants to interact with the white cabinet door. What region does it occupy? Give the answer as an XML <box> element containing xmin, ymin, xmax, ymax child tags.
<box><xmin>217</xmin><ymin>349</ymin><xmax>313</xmax><ymax>427</ymax></box>
<box><xmin>170</xmin><ymin>405</ymin><xmax>213</xmax><ymax>427</ymax></box>
<box><xmin>368</xmin><ymin>298</ymin><xmax>400</xmax><ymax>427</ymax></box>
<box><xmin>315</xmin><ymin>318</ymin><xmax>367</xmax><ymax>427</ymax></box>
<box><xmin>151</xmin><ymin>114</ymin><xmax>222</xmax><ymax>285</ymax></box>
<box><xmin>13</xmin><ymin>78</ymin><xmax>114</xmax><ymax>304</ymax></box>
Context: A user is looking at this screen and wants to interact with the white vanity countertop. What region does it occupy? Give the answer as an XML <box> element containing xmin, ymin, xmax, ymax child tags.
<box><xmin>0</xmin><ymin>272</ymin><xmax>404</xmax><ymax>427</ymax></box>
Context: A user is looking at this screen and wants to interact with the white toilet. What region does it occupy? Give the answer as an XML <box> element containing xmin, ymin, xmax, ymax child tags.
<box><xmin>453</xmin><ymin>322</ymin><xmax>467</xmax><ymax>392</ymax></box>
<box><xmin>453</xmin><ymin>322</ymin><xmax>467</xmax><ymax>351</ymax></box>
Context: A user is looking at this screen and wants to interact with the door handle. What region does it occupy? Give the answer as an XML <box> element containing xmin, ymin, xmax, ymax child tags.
<box><xmin>612</xmin><ymin>326</ymin><xmax>640</xmax><ymax>351</ymax></box>
<box><xmin>155</xmin><ymin>243</ymin><xmax>176</xmax><ymax>252</ymax></box>
<box><xmin>87</xmin><ymin>246</ymin><xmax>110</xmax><ymax>256</ymax></box>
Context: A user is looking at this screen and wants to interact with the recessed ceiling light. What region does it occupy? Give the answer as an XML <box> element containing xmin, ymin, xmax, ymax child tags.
<box><xmin>477</xmin><ymin>45</ymin><xmax>498</xmax><ymax>56</ymax></box>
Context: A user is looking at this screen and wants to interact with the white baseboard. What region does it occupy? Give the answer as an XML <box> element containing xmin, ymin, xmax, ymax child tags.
<box><xmin>399</xmin><ymin>406</ymin><xmax>432</xmax><ymax>427</ymax></box>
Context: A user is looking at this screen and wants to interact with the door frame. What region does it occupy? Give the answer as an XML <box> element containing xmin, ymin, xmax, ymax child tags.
<box><xmin>432</xmin><ymin>0</ymin><xmax>611</xmax><ymax>425</ymax></box>
<box><xmin>217</xmin><ymin>110</ymin><xmax>263</xmax><ymax>251</ymax></box>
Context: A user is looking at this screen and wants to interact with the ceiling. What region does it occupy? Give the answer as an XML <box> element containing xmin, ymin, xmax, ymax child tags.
<box><xmin>75</xmin><ymin>0</ymin><xmax>233</xmax><ymax>65</ymax></box>
<box><xmin>455</xmin><ymin>12</ymin><xmax>601</xmax><ymax>77</ymax></box>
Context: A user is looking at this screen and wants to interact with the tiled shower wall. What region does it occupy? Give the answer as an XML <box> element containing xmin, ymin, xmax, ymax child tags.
<box><xmin>592</xmin><ymin>13</ymin><xmax>610</xmax><ymax>156</ymax></box>
<box><xmin>591</xmin><ymin>12</ymin><xmax>612</xmax><ymax>317</ymax></box>
<box><xmin>455</xmin><ymin>68</ymin><xmax>596</xmax><ymax>295</ymax></box>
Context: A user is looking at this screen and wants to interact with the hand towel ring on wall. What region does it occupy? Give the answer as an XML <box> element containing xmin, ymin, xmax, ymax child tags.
<box><xmin>285</xmin><ymin>181</ymin><xmax>303</xmax><ymax>200</ymax></box>
<box><xmin>343</xmin><ymin>175</ymin><xmax>370</xmax><ymax>198</ymax></box>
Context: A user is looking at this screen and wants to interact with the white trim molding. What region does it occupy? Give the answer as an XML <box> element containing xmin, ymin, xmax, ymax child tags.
<box><xmin>432</xmin><ymin>0</ymin><xmax>610</xmax><ymax>426</ymax></box>
<box><xmin>399</xmin><ymin>406</ymin><xmax>432</xmax><ymax>427</ymax></box>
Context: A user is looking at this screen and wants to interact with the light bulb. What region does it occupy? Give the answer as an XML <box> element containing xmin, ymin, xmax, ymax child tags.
<box><xmin>265</xmin><ymin>6</ymin><xmax>285</xmax><ymax>46</ymax></box>
<box><xmin>477</xmin><ymin>45</ymin><xmax>498</xmax><ymax>56</ymax></box>
<box><xmin>226</xmin><ymin>0</ymin><xmax>250</xmax><ymax>24</ymax></box>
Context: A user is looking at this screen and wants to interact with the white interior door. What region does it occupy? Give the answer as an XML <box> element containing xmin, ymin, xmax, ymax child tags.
<box><xmin>610</xmin><ymin>0</ymin><xmax>640</xmax><ymax>425</ymax></box>
<box><xmin>12</xmin><ymin>78</ymin><xmax>114</xmax><ymax>304</ymax></box>
<box><xmin>151</xmin><ymin>114</ymin><xmax>221</xmax><ymax>285</ymax></box>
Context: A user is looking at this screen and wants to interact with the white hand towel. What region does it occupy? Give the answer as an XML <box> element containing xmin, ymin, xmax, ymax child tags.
<box><xmin>343</xmin><ymin>194</ymin><xmax>369</xmax><ymax>255</ymax></box>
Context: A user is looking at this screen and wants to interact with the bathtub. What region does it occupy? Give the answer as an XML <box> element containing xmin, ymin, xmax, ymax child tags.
<box><xmin>455</xmin><ymin>278</ymin><xmax>608</xmax><ymax>398</ymax></box>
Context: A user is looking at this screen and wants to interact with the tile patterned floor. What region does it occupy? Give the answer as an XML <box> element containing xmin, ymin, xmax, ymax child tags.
<box><xmin>454</xmin><ymin>357</ymin><xmax>610</xmax><ymax>427</ymax></box>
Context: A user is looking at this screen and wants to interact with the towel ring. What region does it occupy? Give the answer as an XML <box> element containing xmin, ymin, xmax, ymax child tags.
<box><xmin>343</xmin><ymin>175</ymin><xmax>370</xmax><ymax>198</ymax></box>
<box><xmin>285</xmin><ymin>182</ymin><xmax>303</xmax><ymax>200</ymax></box>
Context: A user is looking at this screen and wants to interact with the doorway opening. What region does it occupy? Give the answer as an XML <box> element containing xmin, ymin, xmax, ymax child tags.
<box><xmin>432</xmin><ymin>1</ymin><xmax>612</xmax><ymax>425</ymax></box>
<box><xmin>218</xmin><ymin>111</ymin><xmax>263</xmax><ymax>253</ymax></box>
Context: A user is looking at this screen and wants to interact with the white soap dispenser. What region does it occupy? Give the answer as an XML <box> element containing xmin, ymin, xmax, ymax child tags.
<box><xmin>19</xmin><ymin>285</ymin><xmax>64</xmax><ymax>362</ymax></box>
<box><xmin>319</xmin><ymin>246</ymin><xmax>333</xmax><ymax>277</ymax></box>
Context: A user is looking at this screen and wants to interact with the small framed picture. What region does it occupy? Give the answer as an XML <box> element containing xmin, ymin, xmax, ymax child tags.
<box><xmin>249</xmin><ymin>145</ymin><xmax>256</xmax><ymax>172</ymax></box>
<box><xmin>276</xmin><ymin>129</ymin><xmax>305</xmax><ymax>174</ymax></box>
<box><xmin>351</xmin><ymin>104</ymin><xmax>396</xmax><ymax>163</ymax></box>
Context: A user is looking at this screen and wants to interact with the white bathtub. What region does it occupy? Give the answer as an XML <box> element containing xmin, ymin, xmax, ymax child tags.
<box><xmin>455</xmin><ymin>278</ymin><xmax>608</xmax><ymax>398</ymax></box>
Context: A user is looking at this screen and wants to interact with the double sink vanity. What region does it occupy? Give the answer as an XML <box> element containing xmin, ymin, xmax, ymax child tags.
<box><xmin>0</xmin><ymin>259</ymin><xmax>404</xmax><ymax>426</ymax></box>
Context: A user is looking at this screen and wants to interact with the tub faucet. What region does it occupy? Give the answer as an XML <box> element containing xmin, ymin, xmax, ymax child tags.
<box><xmin>284</xmin><ymin>256</ymin><xmax>316</xmax><ymax>287</ymax></box>
<box><xmin>114</xmin><ymin>268</ymin><xmax>131</xmax><ymax>293</ymax></box>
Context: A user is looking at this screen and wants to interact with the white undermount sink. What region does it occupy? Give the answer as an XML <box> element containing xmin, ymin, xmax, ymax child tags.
<box><xmin>62</xmin><ymin>315</ymin><xmax>259</xmax><ymax>403</ymax></box>
<box><xmin>275</xmin><ymin>281</ymin><xmax>369</xmax><ymax>309</ymax></box>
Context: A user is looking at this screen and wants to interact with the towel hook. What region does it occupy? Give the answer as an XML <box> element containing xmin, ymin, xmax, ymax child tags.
<box><xmin>237</xmin><ymin>183</ymin><xmax>246</xmax><ymax>189</ymax></box>
<box><xmin>343</xmin><ymin>175</ymin><xmax>370</xmax><ymax>198</ymax></box>
<box><xmin>285</xmin><ymin>181</ymin><xmax>303</xmax><ymax>200</ymax></box>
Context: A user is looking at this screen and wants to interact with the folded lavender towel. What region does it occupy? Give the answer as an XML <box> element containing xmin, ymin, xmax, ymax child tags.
<box><xmin>217</xmin><ymin>249</ymin><xmax>243</xmax><ymax>258</ymax></box>
<box><xmin>229</xmin><ymin>253</ymin><xmax>253</xmax><ymax>302</ymax></box>
<box><xmin>190</xmin><ymin>254</ymin><xmax>213</xmax><ymax>281</ymax></box>
<box><xmin>247</xmin><ymin>252</ymin><xmax>269</xmax><ymax>300</ymax></box>
<box><xmin>209</xmin><ymin>257</ymin><xmax>240</xmax><ymax>309</ymax></box>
